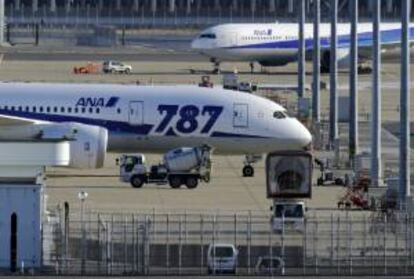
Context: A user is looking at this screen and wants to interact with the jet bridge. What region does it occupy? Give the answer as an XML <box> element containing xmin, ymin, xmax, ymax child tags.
<box><xmin>0</xmin><ymin>141</ymin><xmax>70</xmax><ymax>272</ymax></box>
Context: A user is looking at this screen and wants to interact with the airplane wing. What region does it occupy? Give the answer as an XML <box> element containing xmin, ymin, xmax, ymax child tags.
<box><xmin>0</xmin><ymin>113</ymin><xmax>48</xmax><ymax>126</ymax></box>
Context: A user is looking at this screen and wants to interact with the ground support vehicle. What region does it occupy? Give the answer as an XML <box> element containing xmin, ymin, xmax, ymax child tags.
<box><xmin>118</xmin><ymin>145</ymin><xmax>212</xmax><ymax>189</ymax></box>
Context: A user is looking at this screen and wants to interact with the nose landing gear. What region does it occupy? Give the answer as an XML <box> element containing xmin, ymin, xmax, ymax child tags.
<box><xmin>242</xmin><ymin>154</ymin><xmax>262</xmax><ymax>177</ymax></box>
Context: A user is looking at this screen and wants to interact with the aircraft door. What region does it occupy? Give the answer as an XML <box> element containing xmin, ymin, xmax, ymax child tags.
<box><xmin>129</xmin><ymin>101</ymin><xmax>144</xmax><ymax>126</ymax></box>
<box><xmin>233</xmin><ymin>103</ymin><xmax>249</xmax><ymax>128</ymax></box>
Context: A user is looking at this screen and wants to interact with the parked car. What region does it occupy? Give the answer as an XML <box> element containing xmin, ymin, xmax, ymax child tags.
<box><xmin>255</xmin><ymin>256</ymin><xmax>284</xmax><ymax>275</ymax></box>
<box><xmin>207</xmin><ymin>243</ymin><xmax>238</xmax><ymax>274</ymax></box>
<box><xmin>103</xmin><ymin>60</ymin><xmax>132</xmax><ymax>74</ymax></box>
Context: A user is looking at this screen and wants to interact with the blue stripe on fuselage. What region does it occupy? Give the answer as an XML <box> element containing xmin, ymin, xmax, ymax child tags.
<box><xmin>226</xmin><ymin>27</ymin><xmax>414</xmax><ymax>50</ymax></box>
<box><xmin>0</xmin><ymin>110</ymin><xmax>269</xmax><ymax>139</ymax></box>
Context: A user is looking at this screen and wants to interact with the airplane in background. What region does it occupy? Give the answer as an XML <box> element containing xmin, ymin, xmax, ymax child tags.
<box><xmin>191</xmin><ymin>22</ymin><xmax>413</xmax><ymax>73</ymax></box>
<box><xmin>0</xmin><ymin>82</ymin><xmax>311</xmax><ymax>177</ymax></box>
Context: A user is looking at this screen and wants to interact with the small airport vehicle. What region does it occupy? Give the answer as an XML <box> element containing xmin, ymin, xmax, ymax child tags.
<box><xmin>271</xmin><ymin>200</ymin><xmax>305</xmax><ymax>233</ymax></box>
<box><xmin>118</xmin><ymin>145</ymin><xmax>212</xmax><ymax>189</ymax></box>
<box><xmin>103</xmin><ymin>60</ymin><xmax>132</xmax><ymax>74</ymax></box>
<box><xmin>207</xmin><ymin>243</ymin><xmax>238</xmax><ymax>274</ymax></box>
<box><xmin>73</xmin><ymin>62</ymin><xmax>101</xmax><ymax>74</ymax></box>
<box><xmin>255</xmin><ymin>256</ymin><xmax>284</xmax><ymax>275</ymax></box>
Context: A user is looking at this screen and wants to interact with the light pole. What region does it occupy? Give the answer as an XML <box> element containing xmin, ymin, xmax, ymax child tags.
<box><xmin>78</xmin><ymin>190</ymin><xmax>88</xmax><ymax>275</ymax></box>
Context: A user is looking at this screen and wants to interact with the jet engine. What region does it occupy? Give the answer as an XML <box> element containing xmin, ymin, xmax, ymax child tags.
<box><xmin>0</xmin><ymin>122</ymin><xmax>108</xmax><ymax>168</ymax></box>
<box><xmin>266</xmin><ymin>151</ymin><xmax>312</xmax><ymax>198</ymax></box>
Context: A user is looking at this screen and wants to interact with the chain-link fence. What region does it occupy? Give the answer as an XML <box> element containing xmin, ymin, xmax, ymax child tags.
<box><xmin>41</xmin><ymin>207</ymin><xmax>414</xmax><ymax>276</ymax></box>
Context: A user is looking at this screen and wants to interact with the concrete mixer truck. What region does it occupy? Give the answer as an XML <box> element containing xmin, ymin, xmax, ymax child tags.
<box><xmin>118</xmin><ymin>145</ymin><xmax>212</xmax><ymax>189</ymax></box>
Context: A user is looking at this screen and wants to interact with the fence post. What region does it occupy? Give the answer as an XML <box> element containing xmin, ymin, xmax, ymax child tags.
<box><xmin>132</xmin><ymin>215</ymin><xmax>136</xmax><ymax>274</ymax></box>
<box><xmin>97</xmin><ymin>213</ymin><xmax>101</xmax><ymax>274</ymax></box>
<box><xmin>330</xmin><ymin>214</ymin><xmax>334</xmax><ymax>267</ymax></box>
<box><xmin>303</xmin><ymin>216</ymin><xmax>307</xmax><ymax>275</ymax></box>
<box><xmin>248</xmin><ymin>211</ymin><xmax>252</xmax><ymax>275</ymax></box>
<box><xmin>200</xmin><ymin>214</ymin><xmax>204</xmax><ymax>275</ymax></box>
<box><xmin>405</xmin><ymin>213</ymin><xmax>409</xmax><ymax>274</ymax></box>
<box><xmin>179</xmin><ymin>215</ymin><xmax>182</xmax><ymax>275</ymax></box>
<box><xmin>123</xmin><ymin>215</ymin><xmax>128</xmax><ymax>274</ymax></box>
<box><xmin>337</xmin><ymin>215</ymin><xmax>340</xmax><ymax>275</ymax></box>
<box><xmin>234</xmin><ymin>214</ymin><xmax>238</xmax><ymax>274</ymax></box>
<box><xmin>348</xmin><ymin>212</ymin><xmax>352</xmax><ymax>276</ymax></box>
<box><xmin>313</xmin><ymin>213</ymin><xmax>318</xmax><ymax>275</ymax></box>
<box><xmin>384</xmin><ymin>214</ymin><xmax>387</xmax><ymax>275</ymax></box>
<box><xmin>269</xmin><ymin>218</ymin><xmax>273</xmax><ymax>277</ymax></box>
<box><xmin>110</xmin><ymin>214</ymin><xmax>114</xmax><ymax>275</ymax></box>
<box><xmin>166</xmin><ymin>214</ymin><xmax>170</xmax><ymax>275</ymax></box>
<box><xmin>145</xmin><ymin>215</ymin><xmax>151</xmax><ymax>275</ymax></box>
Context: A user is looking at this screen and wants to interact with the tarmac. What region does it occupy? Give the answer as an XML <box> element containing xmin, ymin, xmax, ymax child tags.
<box><xmin>0</xmin><ymin>44</ymin><xmax>413</xmax><ymax>215</ymax></box>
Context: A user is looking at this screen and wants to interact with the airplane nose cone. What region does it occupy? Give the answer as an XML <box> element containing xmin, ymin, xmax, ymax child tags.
<box><xmin>298</xmin><ymin>124</ymin><xmax>312</xmax><ymax>148</ymax></box>
<box><xmin>290</xmin><ymin>119</ymin><xmax>312</xmax><ymax>149</ymax></box>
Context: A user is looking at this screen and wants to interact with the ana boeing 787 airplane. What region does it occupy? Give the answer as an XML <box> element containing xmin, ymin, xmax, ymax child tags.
<box><xmin>191</xmin><ymin>22</ymin><xmax>414</xmax><ymax>72</ymax></box>
<box><xmin>0</xmin><ymin>82</ymin><xmax>311</xmax><ymax>176</ymax></box>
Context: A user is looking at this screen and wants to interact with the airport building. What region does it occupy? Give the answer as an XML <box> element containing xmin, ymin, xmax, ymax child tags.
<box><xmin>3</xmin><ymin>0</ymin><xmax>411</xmax><ymax>27</ymax></box>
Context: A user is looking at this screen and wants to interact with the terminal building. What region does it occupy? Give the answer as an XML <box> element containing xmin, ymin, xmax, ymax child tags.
<box><xmin>3</xmin><ymin>0</ymin><xmax>410</xmax><ymax>27</ymax></box>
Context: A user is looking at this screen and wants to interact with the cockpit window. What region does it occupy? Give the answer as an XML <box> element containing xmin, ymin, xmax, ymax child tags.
<box><xmin>273</xmin><ymin>111</ymin><xmax>286</xmax><ymax>119</ymax></box>
<box><xmin>199</xmin><ymin>33</ymin><xmax>216</xmax><ymax>39</ymax></box>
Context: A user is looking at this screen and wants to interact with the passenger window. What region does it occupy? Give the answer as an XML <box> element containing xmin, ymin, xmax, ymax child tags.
<box><xmin>46</xmin><ymin>107</ymin><xmax>50</xmax><ymax>113</ymax></box>
<box><xmin>68</xmin><ymin>107</ymin><xmax>72</xmax><ymax>113</ymax></box>
<box><xmin>18</xmin><ymin>106</ymin><xmax>22</xmax><ymax>111</ymax></box>
<box><xmin>33</xmin><ymin>107</ymin><xmax>37</xmax><ymax>112</ymax></box>
<box><xmin>54</xmin><ymin>107</ymin><xmax>58</xmax><ymax>113</ymax></box>
<box><xmin>61</xmin><ymin>107</ymin><xmax>65</xmax><ymax>113</ymax></box>
<box><xmin>117</xmin><ymin>108</ymin><xmax>121</xmax><ymax>114</ymax></box>
<box><xmin>5</xmin><ymin>106</ymin><xmax>8</xmax><ymax>110</ymax></box>
<box><xmin>25</xmin><ymin>106</ymin><xmax>29</xmax><ymax>112</ymax></box>
<box><xmin>74</xmin><ymin>107</ymin><xmax>79</xmax><ymax>113</ymax></box>
<box><xmin>96</xmin><ymin>108</ymin><xmax>100</xmax><ymax>114</ymax></box>
<box><xmin>11</xmin><ymin>106</ymin><xmax>15</xmax><ymax>111</ymax></box>
<box><xmin>39</xmin><ymin>107</ymin><xmax>44</xmax><ymax>112</ymax></box>
<box><xmin>89</xmin><ymin>107</ymin><xmax>93</xmax><ymax>113</ymax></box>
<box><xmin>81</xmin><ymin>107</ymin><xmax>86</xmax><ymax>113</ymax></box>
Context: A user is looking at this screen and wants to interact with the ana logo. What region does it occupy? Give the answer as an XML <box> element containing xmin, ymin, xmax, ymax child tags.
<box><xmin>253</xmin><ymin>29</ymin><xmax>272</xmax><ymax>36</ymax></box>
<box><xmin>76</xmin><ymin>97</ymin><xmax>119</xmax><ymax>107</ymax></box>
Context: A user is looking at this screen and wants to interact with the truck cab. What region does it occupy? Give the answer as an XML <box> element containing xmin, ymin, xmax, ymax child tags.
<box><xmin>271</xmin><ymin>200</ymin><xmax>305</xmax><ymax>233</ymax></box>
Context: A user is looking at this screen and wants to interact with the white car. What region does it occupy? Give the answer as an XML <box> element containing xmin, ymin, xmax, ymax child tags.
<box><xmin>207</xmin><ymin>243</ymin><xmax>238</xmax><ymax>274</ymax></box>
<box><xmin>103</xmin><ymin>61</ymin><xmax>132</xmax><ymax>74</ymax></box>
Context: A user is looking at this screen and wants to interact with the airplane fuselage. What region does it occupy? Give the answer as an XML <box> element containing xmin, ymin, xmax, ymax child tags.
<box><xmin>0</xmin><ymin>82</ymin><xmax>312</xmax><ymax>155</ymax></box>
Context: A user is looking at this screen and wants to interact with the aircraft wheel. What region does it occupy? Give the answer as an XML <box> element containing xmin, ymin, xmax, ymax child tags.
<box><xmin>185</xmin><ymin>177</ymin><xmax>198</xmax><ymax>189</ymax></box>
<box><xmin>242</xmin><ymin>165</ymin><xmax>254</xmax><ymax>177</ymax></box>
<box><xmin>130</xmin><ymin>176</ymin><xmax>144</xmax><ymax>188</ymax></box>
<box><xmin>169</xmin><ymin>176</ymin><xmax>182</xmax><ymax>189</ymax></box>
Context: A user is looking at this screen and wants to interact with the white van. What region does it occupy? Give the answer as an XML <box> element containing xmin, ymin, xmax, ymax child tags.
<box><xmin>207</xmin><ymin>243</ymin><xmax>238</xmax><ymax>274</ymax></box>
<box><xmin>271</xmin><ymin>201</ymin><xmax>305</xmax><ymax>233</ymax></box>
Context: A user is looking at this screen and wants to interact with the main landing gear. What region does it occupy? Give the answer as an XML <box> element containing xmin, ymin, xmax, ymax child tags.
<box><xmin>242</xmin><ymin>154</ymin><xmax>262</xmax><ymax>177</ymax></box>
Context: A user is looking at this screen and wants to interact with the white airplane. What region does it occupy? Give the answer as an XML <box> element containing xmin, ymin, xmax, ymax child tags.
<box><xmin>191</xmin><ymin>22</ymin><xmax>412</xmax><ymax>73</ymax></box>
<box><xmin>0</xmin><ymin>82</ymin><xmax>311</xmax><ymax>177</ymax></box>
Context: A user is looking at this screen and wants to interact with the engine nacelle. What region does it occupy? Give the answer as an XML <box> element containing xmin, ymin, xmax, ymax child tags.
<box><xmin>321</xmin><ymin>48</ymin><xmax>351</xmax><ymax>72</ymax></box>
<box><xmin>66</xmin><ymin>123</ymin><xmax>108</xmax><ymax>169</ymax></box>
<box><xmin>0</xmin><ymin>122</ymin><xmax>108</xmax><ymax>168</ymax></box>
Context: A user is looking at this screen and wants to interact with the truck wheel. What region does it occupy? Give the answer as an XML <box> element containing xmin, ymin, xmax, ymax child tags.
<box><xmin>185</xmin><ymin>177</ymin><xmax>198</xmax><ymax>189</ymax></box>
<box><xmin>125</xmin><ymin>68</ymin><xmax>130</xmax><ymax>74</ymax></box>
<box><xmin>169</xmin><ymin>176</ymin><xmax>182</xmax><ymax>189</ymax></box>
<box><xmin>130</xmin><ymin>176</ymin><xmax>144</xmax><ymax>188</ymax></box>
